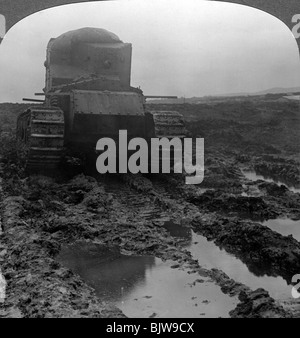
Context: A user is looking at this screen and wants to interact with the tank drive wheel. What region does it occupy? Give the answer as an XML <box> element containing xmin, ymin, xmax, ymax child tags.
<box><xmin>16</xmin><ymin>106</ymin><xmax>65</xmax><ymax>172</ymax></box>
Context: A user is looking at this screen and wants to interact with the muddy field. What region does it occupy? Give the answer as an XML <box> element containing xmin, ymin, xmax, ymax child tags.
<box><xmin>0</xmin><ymin>94</ymin><xmax>299</xmax><ymax>318</ymax></box>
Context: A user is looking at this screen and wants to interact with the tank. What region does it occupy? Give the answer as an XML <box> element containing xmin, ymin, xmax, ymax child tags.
<box><xmin>17</xmin><ymin>27</ymin><xmax>186</xmax><ymax>171</ymax></box>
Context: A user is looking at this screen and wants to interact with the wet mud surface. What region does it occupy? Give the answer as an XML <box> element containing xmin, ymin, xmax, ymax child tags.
<box><xmin>0</xmin><ymin>96</ymin><xmax>299</xmax><ymax>317</ymax></box>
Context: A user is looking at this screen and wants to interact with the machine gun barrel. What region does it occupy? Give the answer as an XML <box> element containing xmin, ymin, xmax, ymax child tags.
<box><xmin>145</xmin><ymin>95</ymin><xmax>178</xmax><ymax>99</ymax></box>
<box><xmin>34</xmin><ymin>93</ymin><xmax>178</xmax><ymax>99</ymax></box>
<box><xmin>22</xmin><ymin>98</ymin><xmax>45</xmax><ymax>103</ymax></box>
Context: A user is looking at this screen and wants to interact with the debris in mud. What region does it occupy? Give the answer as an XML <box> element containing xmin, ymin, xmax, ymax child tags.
<box><xmin>230</xmin><ymin>288</ymin><xmax>290</xmax><ymax>318</ymax></box>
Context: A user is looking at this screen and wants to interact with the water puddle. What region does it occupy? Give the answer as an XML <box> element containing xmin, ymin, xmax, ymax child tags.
<box><xmin>57</xmin><ymin>242</ymin><xmax>237</xmax><ymax>318</ymax></box>
<box><xmin>162</xmin><ymin>221</ymin><xmax>296</xmax><ymax>301</ymax></box>
<box><xmin>262</xmin><ymin>219</ymin><xmax>300</xmax><ymax>242</ymax></box>
<box><xmin>242</xmin><ymin>170</ymin><xmax>300</xmax><ymax>194</ymax></box>
<box><xmin>116</xmin><ymin>259</ymin><xmax>236</xmax><ymax>318</ymax></box>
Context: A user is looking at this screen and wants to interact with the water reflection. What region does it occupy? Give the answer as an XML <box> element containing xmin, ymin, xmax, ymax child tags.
<box><xmin>262</xmin><ymin>219</ymin><xmax>300</xmax><ymax>242</ymax></box>
<box><xmin>56</xmin><ymin>219</ymin><xmax>299</xmax><ymax>317</ymax></box>
<box><xmin>162</xmin><ymin>221</ymin><xmax>295</xmax><ymax>300</ymax></box>
<box><xmin>242</xmin><ymin>170</ymin><xmax>300</xmax><ymax>194</ymax></box>
<box><xmin>57</xmin><ymin>242</ymin><xmax>155</xmax><ymax>302</ymax></box>
<box><xmin>57</xmin><ymin>241</ymin><xmax>238</xmax><ymax>317</ymax></box>
<box><xmin>188</xmin><ymin>231</ymin><xmax>293</xmax><ymax>300</ymax></box>
<box><xmin>116</xmin><ymin>258</ymin><xmax>237</xmax><ymax>318</ymax></box>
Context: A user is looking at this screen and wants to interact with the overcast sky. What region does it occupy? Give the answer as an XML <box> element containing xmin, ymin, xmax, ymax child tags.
<box><xmin>0</xmin><ymin>0</ymin><xmax>299</xmax><ymax>103</ymax></box>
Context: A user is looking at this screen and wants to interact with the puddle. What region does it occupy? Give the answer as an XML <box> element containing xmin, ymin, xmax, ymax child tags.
<box><xmin>162</xmin><ymin>221</ymin><xmax>297</xmax><ymax>301</ymax></box>
<box><xmin>116</xmin><ymin>259</ymin><xmax>237</xmax><ymax>318</ymax></box>
<box><xmin>57</xmin><ymin>242</ymin><xmax>237</xmax><ymax>318</ymax></box>
<box><xmin>56</xmin><ymin>220</ymin><xmax>300</xmax><ymax>317</ymax></box>
<box><xmin>262</xmin><ymin>219</ymin><xmax>300</xmax><ymax>242</ymax></box>
<box><xmin>242</xmin><ymin>170</ymin><xmax>300</xmax><ymax>194</ymax></box>
<box><xmin>189</xmin><ymin>232</ymin><xmax>293</xmax><ymax>300</ymax></box>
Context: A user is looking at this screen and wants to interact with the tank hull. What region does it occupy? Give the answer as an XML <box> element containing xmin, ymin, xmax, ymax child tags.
<box><xmin>67</xmin><ymin>113</ymin><xmax>149</xmax><ymax>151</ymax></box>
<box><xmin>17</xmin><ymin>28</ymin><xmax>187</xmax><ymax>172</ymax></box>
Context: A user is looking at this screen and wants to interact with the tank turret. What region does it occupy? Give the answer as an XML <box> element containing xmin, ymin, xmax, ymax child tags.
<box><xmin>45</xmin><ymin>27</ymin><xmax>132</xmax><ymax>93</ymax></box>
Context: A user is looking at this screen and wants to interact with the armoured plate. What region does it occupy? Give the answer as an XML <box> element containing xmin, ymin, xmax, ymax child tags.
<box><xmin>71</xmin><ymin>90</ymin><xmax>144</xmax><ymax>116</ymax></box>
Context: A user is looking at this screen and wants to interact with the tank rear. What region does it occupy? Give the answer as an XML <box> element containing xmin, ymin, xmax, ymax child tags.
<box><xmin>17</xmin><ymin>27</ymin><xmax>186</xmax><ymax>172</ymax></box>
<box><xmin>44</xmin><ymin>27</ymin><xmax>148</xmax><ymax>151</ymax></box>
<box><xmin>45</xmin><ymin>27</ymin><xmax>132</xmax><ymax>92</ymax></box>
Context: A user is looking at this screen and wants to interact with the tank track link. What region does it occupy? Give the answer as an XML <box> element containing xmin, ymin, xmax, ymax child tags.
<box><xmin>149</xmin><ymin>110</ymin><xmax>187</xmax><ymax>138</ymax></box>
<box><xmin>148</xmin><ymin>111</ymin><xmax>187</xmax><ymax>171</ymax></box>
<box><xmin>16</xmin><ymin>106</ymin><xmax>65</xmax><ymax>172</ymax></box>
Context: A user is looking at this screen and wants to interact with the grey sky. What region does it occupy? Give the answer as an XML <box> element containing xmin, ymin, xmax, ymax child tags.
<box><xmin>0</xmin><ymin>0</ymin><xmax>299</xmax><ymax>103</ymax></box>
<box><xmin>0</xmin><ymin>15</ymin><xmax>5</xmax><ymax>39</ymax></box>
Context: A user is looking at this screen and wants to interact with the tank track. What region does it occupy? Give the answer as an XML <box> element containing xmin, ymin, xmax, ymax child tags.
<box><xmin>149</xmin><ymin>110</ymin><xmax>187</xmax><ymax>138</ymax></box>
<box><xmin>16</xmin><ymin>106</ymin><xmax>65</xmax><ymax>171</ymax></box>
<box><xmin>148</xmin><ymin>111</ymin><xmax>187</xmax><ymax>171</ymax></box>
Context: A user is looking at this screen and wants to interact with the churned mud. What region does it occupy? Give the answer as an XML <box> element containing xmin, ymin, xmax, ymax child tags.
<box><xmin>0</xmin><ymin>95</ymin><xmax>299</xmax><ymax>318</ymax></box>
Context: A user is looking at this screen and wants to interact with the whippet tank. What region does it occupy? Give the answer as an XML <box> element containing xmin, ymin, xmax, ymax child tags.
<box><xmin>17</xmin><ymin>27</ymin><xmax>186</xmax><ymax>171</ymax></box>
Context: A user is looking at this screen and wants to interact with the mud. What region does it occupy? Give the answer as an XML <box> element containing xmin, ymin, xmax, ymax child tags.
<box><xmin>0</xmin><ymin>96</ymin><xmax>299</xmax><ymax>318</ymax></box>
<box><xmin>254</xmin><ymin>159</ymin><xmax>300</xmax><ymax>187</ymax></box>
